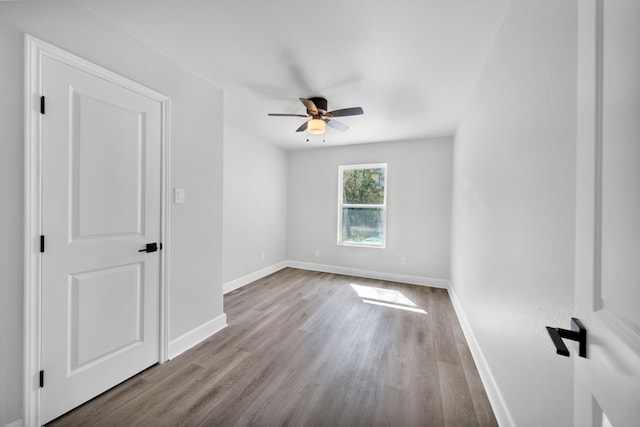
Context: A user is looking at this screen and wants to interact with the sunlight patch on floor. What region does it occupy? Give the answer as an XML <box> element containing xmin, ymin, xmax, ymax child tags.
<box><xmin>362</xmin><ymin>299</ymin><xmax>427</xmax><ymax>314</ymax></box>
<box><xmin>350</xmin><ymin>283</ymin><xmax>427</xmax><ymax>314</ymax></box>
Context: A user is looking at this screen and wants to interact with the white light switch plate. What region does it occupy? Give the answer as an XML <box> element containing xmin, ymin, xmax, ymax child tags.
<box><xmin>174</xmin><ymin>188</ymin><xmax>186</xmax><ymax>203</ymax></box>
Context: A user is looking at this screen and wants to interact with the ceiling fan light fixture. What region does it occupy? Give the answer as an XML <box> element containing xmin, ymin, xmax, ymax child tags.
<box><xmin>307</xmin><ymin>118</ymin><xmax>326</xmax><ymax>135</ymax></box>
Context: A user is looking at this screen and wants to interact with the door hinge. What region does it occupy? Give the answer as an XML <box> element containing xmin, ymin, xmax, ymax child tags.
<box><xmin>40</xmin><ymin>96</ymin><xmax>45</xmax><ymax>115</ymax></box>
<box><xmin>40</xmin><ymin>235</ymin><xmax>45</xmax><ymax>253</ymax></box>
<box><xmin>39</xmin><ymin>370</ymin><xmax>44</xmax><ymax>388</ymax></box>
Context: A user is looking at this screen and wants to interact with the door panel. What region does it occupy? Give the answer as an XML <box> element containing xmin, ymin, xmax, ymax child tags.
<box><xmin>575</xmin><ymin>0</ymin><xmax>640</xmax><ymax>426</ymax></box>
<box><xmin>71</xmin><ymin>90</ymin><xmax>147</xmax><ymax>239</ymax></box>
<box><xmin>69</xmin><ymin>263</ymin><xmax>144</xmax><ymax>372</ymax></box>
<box><xmin>600</xmin><ymin>0</ymin><xmax>640</xmax><ymax>342</ymax></box>
<box><xmin>40</xmin><ymin>55</ymin><xmax>161</xmax><ymax>424</ymax></box>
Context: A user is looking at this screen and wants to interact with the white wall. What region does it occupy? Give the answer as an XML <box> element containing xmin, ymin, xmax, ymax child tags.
<box><xmin>223</xmin><ymin>124</ymin><xmax>288</xmax><ymax>283</ymax></box>
<box><xmin>450</xmin><ymin>0</ymin><xmax>577</xmax><ymax>426</ymax></box>
<box><xmin>0</xmin><ymin>2</ymin><xmax>224</xmax><ymax>425</ymax></box>
<box><xmin>288</xmin><ymin>138</ymin><xmax>452</xmax><ymax>282</ymax></box>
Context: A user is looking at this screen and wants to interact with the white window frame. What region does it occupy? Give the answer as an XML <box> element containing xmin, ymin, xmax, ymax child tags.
<box><xmin>337</xmin><ymin>163</ymin><xmax>387</xmax><ymax>248</ymax></box>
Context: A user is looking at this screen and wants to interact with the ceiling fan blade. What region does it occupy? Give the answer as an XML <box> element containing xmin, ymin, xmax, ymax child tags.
<box><xmin>325</xmin><ymin>107</ymin><xmax>364</xmax><ymax>117</ymax></box>
<box><xmin>299</xmin><ymin>98</ymin><xmax>319</xmax><ymax>116</ymax></box>
<box><xmin>296</xmin><ymin>121</ymin><xmax>309</xmax><ymax>132</ymax></box>
<box><xmin>268</xmin><ymin>113</ymin><xmax>309</xmax><ymax>117</ymax></box>
<box><xmin>325</xmin><ymin>119</ymin><xmax>349</xmax><ymax>132</ymax></box>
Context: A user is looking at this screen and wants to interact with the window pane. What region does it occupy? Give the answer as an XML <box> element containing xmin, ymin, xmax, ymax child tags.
<box><xmin>342</xmin><ymin>208</ymin><xmax>384</xmax><ymax>245</ymax></box>
<box><xmin>342</xmin><ymin>168</ymin><xmax>385</xmax><ymax>204</ymax></box>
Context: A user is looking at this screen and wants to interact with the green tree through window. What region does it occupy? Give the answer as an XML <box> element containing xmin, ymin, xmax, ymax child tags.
<box><xmin>342</xmin><ymin>168</ymin><xmax>385</xmax><ymax>204</ymax></box>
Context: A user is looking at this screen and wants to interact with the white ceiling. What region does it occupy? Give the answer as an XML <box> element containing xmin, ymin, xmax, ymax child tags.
<box><xmin>75</xmin><ymin>0</ymin><xmax>509</xmax><ymax>149</ymax></box>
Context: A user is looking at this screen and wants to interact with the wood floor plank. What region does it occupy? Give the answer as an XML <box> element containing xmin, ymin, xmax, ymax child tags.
<box><xmin>47</xmin><ymin>268</ymin><xmax>497</xmax><ymax>426</ymax></box>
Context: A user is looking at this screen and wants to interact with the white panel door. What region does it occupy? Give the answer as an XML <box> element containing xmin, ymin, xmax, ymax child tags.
<box><xmin>575</xmin><ymin>0</ymin><xmax>640</xmax><ymax>426</ymax></box>
<box><xmin>40</xmin><ymin>55</ymin><xmax>162</xmax><ymax>424</ymax></box>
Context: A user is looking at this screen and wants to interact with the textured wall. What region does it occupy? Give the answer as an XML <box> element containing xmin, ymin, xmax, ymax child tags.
<box><xmin>223</xmin><ymin>125</ymin><xmax>288</xmax><ymax>283</ymax></box>
<box><xmin>450</xmin><ymin>0</ymin><xmax>578</xmax><ymax>425</ymax></box>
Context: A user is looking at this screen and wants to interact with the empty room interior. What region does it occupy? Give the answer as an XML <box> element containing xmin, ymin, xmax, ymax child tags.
<box><xmin>2</xmin><ymin>1</ymin><xmax>639</xmax><ymax>426</ymax></box>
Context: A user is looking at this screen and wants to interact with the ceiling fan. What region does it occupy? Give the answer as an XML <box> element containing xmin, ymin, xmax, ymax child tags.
<box><xmin>268</xmin><ymin>97</ymin><xmax>364</xmax><ymax>135</ymax></box>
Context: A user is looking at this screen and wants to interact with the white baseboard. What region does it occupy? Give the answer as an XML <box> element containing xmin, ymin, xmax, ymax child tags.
<box><xmin>168</xmin><ymin>313</ymin><xmax>227</xmax><ymax>360</ymax></box>
<box><xmin>223</xmin><ymin>260</ymin><xmax>449</xmax><ymax>294</ymax></box>
<box><xmin>223</xmin><ymin>261</ymin><xmax>288</xmax><ymax>294</ymax></box>
<box><xmin>4</xmin><ymin>419</ymin><xmax>24</xmax><ymax>427</ymax></box>
<box><xmin>447</xmin><ymin>284</ymin><xmax>515</xmax><ymax>427</ymax></box>
<box><xmin>286</xmin><ymin>260</ymin><xmax>450</xmax><ymax>289</ymax></box>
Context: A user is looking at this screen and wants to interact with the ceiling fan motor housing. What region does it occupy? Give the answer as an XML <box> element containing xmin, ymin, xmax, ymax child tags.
<box><xmin>308</xmin><ymin>97</ymin><xmax>328</xmax><ymax>114</ymax></box>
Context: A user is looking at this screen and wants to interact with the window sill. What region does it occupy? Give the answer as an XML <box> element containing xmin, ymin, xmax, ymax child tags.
<box><xmin>338</xmin><ymin>242</ymin><xmax>386</xmax><ymax>249</ymax></box>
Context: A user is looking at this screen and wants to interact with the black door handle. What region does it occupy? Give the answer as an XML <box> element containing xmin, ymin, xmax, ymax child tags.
<box><xmin>546</xmin><ymin>318</ymin><xmax>587</xmax><ymax>358</ymax></box>
<box><xmin>139</xmin><ymin>242</ymin><xmax>160</xmax><ymax>253</ymax></box>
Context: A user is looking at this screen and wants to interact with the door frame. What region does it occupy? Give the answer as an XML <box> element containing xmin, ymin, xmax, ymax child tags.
<box><xmin>23</xmin><ymin>34</ymin><xmax>171</xmax><ymax>427</ymax></box>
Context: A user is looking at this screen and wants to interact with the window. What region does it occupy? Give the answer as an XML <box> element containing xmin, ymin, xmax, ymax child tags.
<box><xmin>338</xmin><ymin>163</ymin><xmax>387</xmax><ymax>247</ymax></box>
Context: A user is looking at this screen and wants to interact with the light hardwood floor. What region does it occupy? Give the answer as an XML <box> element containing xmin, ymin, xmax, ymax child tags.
<box><xmin>48</xmin><ymin>268</ymin><xmax>497</xmax><ymax>426</ymax></box>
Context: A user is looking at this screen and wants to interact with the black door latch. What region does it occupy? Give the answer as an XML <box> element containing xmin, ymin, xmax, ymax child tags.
<box><xmin>546</xmin><ymin>318</ymin><xmax>587</xmax><ymax>358</ymax></box>
<box><xmin>139</xmin><ymin>242</ymin><xmax>159</xmax><ymax>253</ymax></box>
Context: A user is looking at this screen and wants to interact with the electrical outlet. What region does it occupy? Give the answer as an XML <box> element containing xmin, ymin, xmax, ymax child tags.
<box><xmin>400</xmin><ymin>256</ymin><xmax>407</xmax><ymax>265</ymax></box>
<box><xmin>261</xmin><ymin>252</ymin><xmax>265</xmax><ymax>261</ymax></box>
<box><xmin>315</xmin><ymin>249</ymin><xmax>320</xmax><ymax>257</ymax></box>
